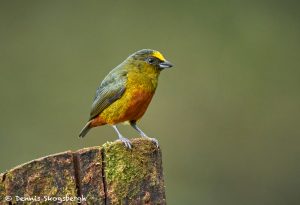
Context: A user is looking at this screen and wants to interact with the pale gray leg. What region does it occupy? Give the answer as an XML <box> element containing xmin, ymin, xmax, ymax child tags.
<box><xmin>130</xmin><ymin>122</ymin><xmax>159</xmax><ymax>147</ymax></box>
<box><xmin>112</xmin><ymin>125</ymin><xmax>132</xmax><ymax>149</ymax></box>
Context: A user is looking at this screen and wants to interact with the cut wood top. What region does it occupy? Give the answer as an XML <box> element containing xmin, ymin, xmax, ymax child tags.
<box><xmin>0</xmin><ymin>138</ymin><xmax>166</xmax><ymax>205</ymax></box>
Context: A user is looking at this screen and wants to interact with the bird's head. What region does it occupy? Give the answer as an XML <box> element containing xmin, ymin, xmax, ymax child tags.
<box><xmin>127</xmin><ymin>49</ymin><xmax>173</xmax><ymax>72</ymax></box>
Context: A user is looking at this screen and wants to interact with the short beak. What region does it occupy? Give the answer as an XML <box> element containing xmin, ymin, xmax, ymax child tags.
<box><xmin>159</xmin><ymin>60</ymin><xmax>173</xmax><ymax>69</ymax></box>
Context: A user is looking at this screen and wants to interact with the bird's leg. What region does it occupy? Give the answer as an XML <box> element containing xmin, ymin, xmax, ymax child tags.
<box><xmin>112</xmin><ymin>125</ymin><xmax>132</xmax><ymax>149</ymax></box>
<box><xmin>130</xmin><ymin>121</ymin><xmax>159</xmax><ymax>147</ymax></box>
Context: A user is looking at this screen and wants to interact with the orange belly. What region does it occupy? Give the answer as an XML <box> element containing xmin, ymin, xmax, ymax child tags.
<box><xmin>119</xmin><ymin>90</ymin><xmax>154</xmax><ymax>122</ymax></box>
<box><xmin>90</xmin><ymin>90</ymin><xmax>154</xmax><ymax>126</ymax></box>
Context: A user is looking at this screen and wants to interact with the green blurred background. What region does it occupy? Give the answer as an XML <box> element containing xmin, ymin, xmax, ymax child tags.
<box><xmin>1</xmin><ymin>0</ymin><xmax>300</xmax><ymax>204</ymax></box>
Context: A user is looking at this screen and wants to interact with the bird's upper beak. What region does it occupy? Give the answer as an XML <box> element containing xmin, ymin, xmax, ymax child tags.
<box><xmin>159</xmin><ymin>60</ymin><xmax>173</xmax><ymax>69</ymax></box>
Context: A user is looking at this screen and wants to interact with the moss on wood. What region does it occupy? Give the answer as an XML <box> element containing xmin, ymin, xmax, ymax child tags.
<box><xmin>103</xmin><ymin>138</ymin><xmax>166</xmax><ymax>204</ymax></box>
<box><xmin>0</xmin><ymin>138</ymin><xmax>166</xmax><ymax>204</ymax></box>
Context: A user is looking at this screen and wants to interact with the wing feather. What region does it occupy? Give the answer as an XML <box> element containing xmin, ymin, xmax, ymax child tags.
<box><xmin>89</xmin><ymin>66</ymin><xmax>127</xmax><ymax>120</ymax></box>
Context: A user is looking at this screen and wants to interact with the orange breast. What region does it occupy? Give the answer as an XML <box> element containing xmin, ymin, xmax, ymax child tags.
<box><xmin>118</xmin><ymin>90</ymin><xmax>154</xmax><ymax>122</ymax></box>
<box><xmin>90</xmin><ymin>90</ymin><xmax>154</xmax><ymax>127</ymax></box>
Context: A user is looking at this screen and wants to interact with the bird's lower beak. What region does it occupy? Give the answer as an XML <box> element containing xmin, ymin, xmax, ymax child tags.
<box><xmin>159</xmin><ymin>61</ymin><xmax>173</xmax><ymax>69</ymax></box>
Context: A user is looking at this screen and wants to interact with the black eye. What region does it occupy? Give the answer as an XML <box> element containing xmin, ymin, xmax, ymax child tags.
<box><xmin>147</xmin><ymin>57</ymin><xmax>155</xmax><ymax>64</ymax></box>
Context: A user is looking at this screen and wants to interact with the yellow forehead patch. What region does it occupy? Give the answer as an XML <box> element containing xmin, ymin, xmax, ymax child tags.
<box><xmin>152</xmin><ymin>51</ymin><xmax>166</xmax><ymax>61</ymax></box>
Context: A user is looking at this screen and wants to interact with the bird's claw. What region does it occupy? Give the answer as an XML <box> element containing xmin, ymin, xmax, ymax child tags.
<box><xmin>149</xmin><ymin>137</ymin><xmax>159</xmax><ymax>148</ymax></box>
<box><xmin>118</xmin><ymin>137</ymin><xmax>132</xmax><ymax>149</ymax></box>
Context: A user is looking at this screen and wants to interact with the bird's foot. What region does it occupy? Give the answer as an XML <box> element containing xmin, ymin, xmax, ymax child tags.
<box><xmin>118</xmin><ymin>137</ymin><xmax>132</xmax><ymax>149</ymax></box>
<box><xmin>150</xmin><ymin>138</ymin><xmax>159</xmax><ymax>148</ymax></box>
<box><xmin>143</xmin><ymin>137</ymin><xmax>159</xmax><ymax>148</ymax></box>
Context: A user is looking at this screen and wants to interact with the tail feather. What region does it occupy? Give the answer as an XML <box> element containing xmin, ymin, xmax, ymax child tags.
<box><xmin>79</xmin><ymin>121</ymin><xmax>92</xmax><ymax>138</ymax></box>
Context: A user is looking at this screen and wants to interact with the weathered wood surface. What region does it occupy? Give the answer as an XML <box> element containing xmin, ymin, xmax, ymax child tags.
<box><xmin>0</xmin><ymin>138</ymin><xmax>166</xmax><ymax>205</ymax></box>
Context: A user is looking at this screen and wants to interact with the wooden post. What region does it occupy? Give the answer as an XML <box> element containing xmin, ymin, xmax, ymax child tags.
<box><xmin>0</xmin><ymin>138</ymin><xmax>166</xmax><ymax>205</ymax></box>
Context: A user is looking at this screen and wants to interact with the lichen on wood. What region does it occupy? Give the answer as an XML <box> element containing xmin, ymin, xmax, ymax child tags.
<box><xmin>0</xmin><ymin>173</ymin><xmax>6</xmax><ymax>203</ymax></box>
<box><xmin>0</xmin><ymin>138</ymin><xmax>166</xmax><ymax>205</ymax></box>
<box><xmin>103</xmin><ymin>138</ymin><xmax>166</xmax><ymax>204</ymax></box>
<box><xmin>4</xmin><ymin>151</ymin><xmax>78</xmax><ymax>204</ymax></box>
<box><xmin>75</xmin><ymin>146</ymin><xmax>105</xmax><ymax>205</ymax></box>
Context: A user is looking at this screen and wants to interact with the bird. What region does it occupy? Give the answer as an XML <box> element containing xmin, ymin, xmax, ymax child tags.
<box><xmin>79</xmin><ymin>49</ymin><xmax>173</xmax><ymax>148</ymax></box>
